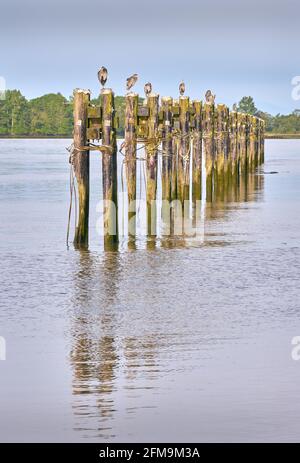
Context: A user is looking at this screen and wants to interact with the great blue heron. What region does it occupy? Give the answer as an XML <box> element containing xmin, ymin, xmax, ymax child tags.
<box><xmin>205</xmin><ymin>89</ymin><xmax>216</xmax><ymax>104</ymax></box>
<box><xmin>126</xmin><ymin>73</ymin><xmax>138</xmax><ymax>91</ymax></box>
<box><xmin>179</xmin><ymin>81</ymin><xmax>185</xmax><ymax>96</ymax></box>
<box><xmin>98</xmin><ymin>66</ymin><xmax>108</xmax><ymax>87</ymax></box>
<box><xmin>144</xmin><ymin>82</ymin><xmax>152</xmax><ymax>97</ymax></box>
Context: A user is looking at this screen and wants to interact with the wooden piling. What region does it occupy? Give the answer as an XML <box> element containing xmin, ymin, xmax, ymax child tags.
<box><xmin>161</xmin><ymin>96</ymin><xmax>173</xmax><ymax>202</ymax></box>
<box><xmin>203</xmin><ymin>103</ymin><xmax>215</xmax><ymax>202</ymax></box>
<box><xmin>171</xmin><ymin>99</ymin><xmax>178</xmax><ymax>202</ymax></box>
<box><xmin>245</xmin><ymin>114</ymin><xmax>250</xmax><ymax>173</ymax></box>
<box><xmin>229</xmin><ymin>111</ymin><xmax>238</xmax><ymax>176</ymax></box>
<box><xmin>73</xmin><ymin>89</ymin><xmax>90</xmax><ymax>248</ymax></box>
<box><xmin>125</xmin><ymin>92</ymin><xmax>138</xmax><ymax>237</ymax></box>
<box><xmin>177</xmin><ymin>96</ymin><xmax>190</xmax><ymax>205</ymax></box>
<box><xmin>249</xmin><ymin>115</ymin><xmax>256</xmax><ymax>172</ymax></box>
<box><xmin>146</xmin><ymin>93</ymin><xmax>159</xmax><ymax>236</ymax></box>
<box><xmin>256</xmin><ymin>118</ymin><xmax>261</xmax><ymax>166</ymax></box>
<box><xmin>192</xmin><ymin>100</ymin><xmax>202</xmax><ymax>203</ymax></box>
<box><xmin>238</xmin><ymin>113</ymin><xmax>247</xmax><ymax>175</ymax></box>
<box><xmin>261</xmin><ymin>119</ymin><xmax>265</xmax><ymax>164</ymax></box>
<box><xmin>214</xmin><ymin>104</ymin><xmax>228</xmax><ymax>199</ymax></box>
<box><xmin>228</xmin><ymin>110</ymin><xmax>238</xmax><ymax>201</ymax></box>
<box><xmin>101</xmin><ymin>88</ymin><xmax>118</xmax><ymax>247</ymax></box>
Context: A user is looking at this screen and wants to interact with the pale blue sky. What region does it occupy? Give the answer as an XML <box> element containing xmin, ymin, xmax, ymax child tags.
<box><xmin>1</xmin><ymin>0</ymin><xmax>299</xmax><ymax>114</ymax></box>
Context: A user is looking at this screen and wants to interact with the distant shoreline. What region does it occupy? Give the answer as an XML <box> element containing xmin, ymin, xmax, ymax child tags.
<box><xmin>264</xmin><ymin>134</ymin><xmax>300</xmax><ymax>139</ymax></box>
<box><xmin>1</xmin><ymin>134</ymin><xmax>300</xmax><ymax>140</ymax></box>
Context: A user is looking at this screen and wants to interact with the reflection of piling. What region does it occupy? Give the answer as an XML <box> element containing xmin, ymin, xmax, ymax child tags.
<box><xmin>203</xmin><ymin>103</ymin><xmax>214</xmax><ymax>202</ymax></box>
<box><xmin>146</xmin><ymin>94</ymin><xmax>159</xmax><ymax>236</ymax></box>
<box><xmin>125</xmin><ymin>93</ymin><xmax>138</xmax><ymax>237</ymax></box>
<box><xmin>177</xmin><ymin>96</ymin><xmax>190</xmax><ymax>205</ymax></box>
<box><xmin>73</xmin><ymin>89</ymin><xmax>90</xmax><ymax>248</ymax></box>
<box><xmin>192</xmin><ymin>100</ymin><xmax>202</xmax><ymax>202</ymax></box>
<box><xmin>101</xmin><ymin>89</ymin><xmax>118</xmax><ymax>248</ymax></box>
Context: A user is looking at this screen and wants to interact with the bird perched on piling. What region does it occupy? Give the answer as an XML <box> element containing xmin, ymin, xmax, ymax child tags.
<box><xmin>126</xmin><ymin>73</ymin><xmax>138</xmax><ymax>91</ymax></box>
<box><xmin>144</xmin><ymin>82</ymin><xmax>152</xmax><ymax>97</ymax></box>
<box><xmin>179</xmin><ymin>81</ymin><xmax>185</xmax><ymax>96</ymax></box>
<box><xmin>205</xmin><ymin>90</ymin><xmax>216</xmax><ymax>104</ymax></box>
<box><xmin>98</xmin><ymin>66</ymin><xmax>108</xmax><ymax>87</ymax></box>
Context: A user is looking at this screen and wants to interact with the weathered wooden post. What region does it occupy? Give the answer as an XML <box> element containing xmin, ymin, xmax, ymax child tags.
<box><xmin>238</xmin><ymin>113</ymin><xmax>247</xmax><ymax>176</ymax></box>
<box><xmin>255</xmin><ymin>117</ymin><xmax>261</xmax><ymax>167</ymax></box>
<box><xmin>249</xmin><ymin>115</ymin><xmax>256</xmax><ymax>172</ymax></box>
<box><xmin>259</xmin><ymin>118</ymin><xmax>265</xmax><ymax>165</ymax></box>
<box><xmin>261</xmin><ymin>119</ymin><xmax>265</xmax><ymax>164</ymax></box>
<box><xmin>125</xmin><ymin>92</ymin><xmax>138</xmax><ymax>237</ymax></box>
<box><xmin>229</xmin><ymin>111</ymin><xmax>238</xmax><ymax>176</ymax></box>
<box><xmin>73</xmin><ymin>89</ymin><xmax>90</xmax><ymax>247</ymax></box>
<box><xmin>224</xmin><ymin>106</ymin><xmax>230</xmax><ymax>178</ymax></box>
<box><xmin>214</xmin><ymin>104</ymin><xmax>228</xmax><ymax>199</ymax></box>
<box><xmin>245</xmin><ymin>114</ymin><xmax>250</xmax><ymax>173</ymax></box>
<box><xmin>177</xmin><ymin>96</ymin><xmax>190</xmax><ymax>205</ymax></box>
<box><xmin>161</xmin><ymin>96</ymin><xmax>173</xmax><ymax>202</ymax></box>
<box><xmin>146</xmin><ymin>93</ymin><xmax>159</xmax><ymax>236</ymax></box>
<box><xmin>192</xmin><ymin>100</ymin><xmax>202</xmax><ymax>203</ymax></box>
<box><xmin>171</xmin><ymin>99</ymin><xmax>179</xmax><ymax>202</ymax></box>
<box><xmin>101</xmin><ymin>88</ymin><xmax>118</xmax><ymax>247</ymax></box>
<box><xmin>227</xmin><ymin>110</ymin><xmax>238</xmax><ymax>201</ymax></box>
<box><xmin>203</xmin><ymin>102</ymin><xmax>215</xmax><ymax>202</ymax></box>
<box><xmin>256</xmin><ymin>117</ymin><xmax>261</xmax><ymax>166</ymax></box>
<box><xmin>161</xmin><ymin>96</ymin><xmax>173</xmax><ymax>235</ymax></box>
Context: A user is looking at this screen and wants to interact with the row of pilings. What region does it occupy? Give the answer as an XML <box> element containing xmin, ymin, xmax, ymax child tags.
<box><xmin>70</xmin><ymin>88</ymin><xmax>265</xmax><ymax>249</ymax></box>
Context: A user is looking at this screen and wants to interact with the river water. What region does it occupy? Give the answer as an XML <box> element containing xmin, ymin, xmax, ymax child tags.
<box><xmin>0</xmin><ymin>139</ymin><xmax>300</xmax><ymax>442</ymax></box>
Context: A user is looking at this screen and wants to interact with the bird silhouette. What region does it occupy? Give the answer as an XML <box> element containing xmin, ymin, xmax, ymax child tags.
<box><xmin>126</xmin><ymin>73</ymin><xmax>138</xmax><ymax>91</ymax></box>
<box><xmin>98</xmin><ymin>66</ymin><xmax>108</xmax><ymax>87</ymax></box>
<box><xmin>144</xmin><ymin>82</ymin><xmax>152</xmax><ymax>97</ymax></box>
<box><xmin>179</xmin><ymin>81</ymin><xmax>185</xmax><ymax>96</ymax></box>
<box><xmin>205</xmin><ymin>90</ymin><xmax>216</xmax><ymax>104</ymax></box>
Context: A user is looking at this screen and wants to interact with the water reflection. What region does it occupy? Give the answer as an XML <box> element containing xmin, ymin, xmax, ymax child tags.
<box><xmin>70</xmin><ymin>251</ymin><xmax>120</xmax><ymax>438</ymax></box>
<box><xmin>69</xmin><ymin>166</ymin><xmax>265</xmax><ymax>439</ymax></box>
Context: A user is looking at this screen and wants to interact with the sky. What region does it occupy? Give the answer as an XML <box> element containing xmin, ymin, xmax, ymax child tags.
<box><xmin>1</xmin><ymin>0</ymin><xmax>300</xmax><ymax>114</ymax></box>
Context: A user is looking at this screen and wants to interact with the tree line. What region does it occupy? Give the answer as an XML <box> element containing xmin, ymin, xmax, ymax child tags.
<box><xmin>0</xmin><ymin>91</ymin><xmax>299</xmax><ymax>137</ymax></box>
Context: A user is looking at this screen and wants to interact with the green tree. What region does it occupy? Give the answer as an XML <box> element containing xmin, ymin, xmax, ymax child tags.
<box><xmin>29</xmin><ymin>93</ymin><xmax>72</xmax><ymax>136</ymax></box>
<box><xmin>0</xmin><ymin>90</ymin><xmax>30</xmax><ymax>135</ymax></box>
<box><xmin>237</xmin><ymin>96</ymin><xmax>257</xmax><ymax>115</ymax></box>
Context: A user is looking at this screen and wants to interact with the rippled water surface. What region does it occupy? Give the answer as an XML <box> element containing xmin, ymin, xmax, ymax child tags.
<box><xmin>0</xmin><ymin>139</ymin><xmax>300</xmax><ymax>442</ymax></box>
